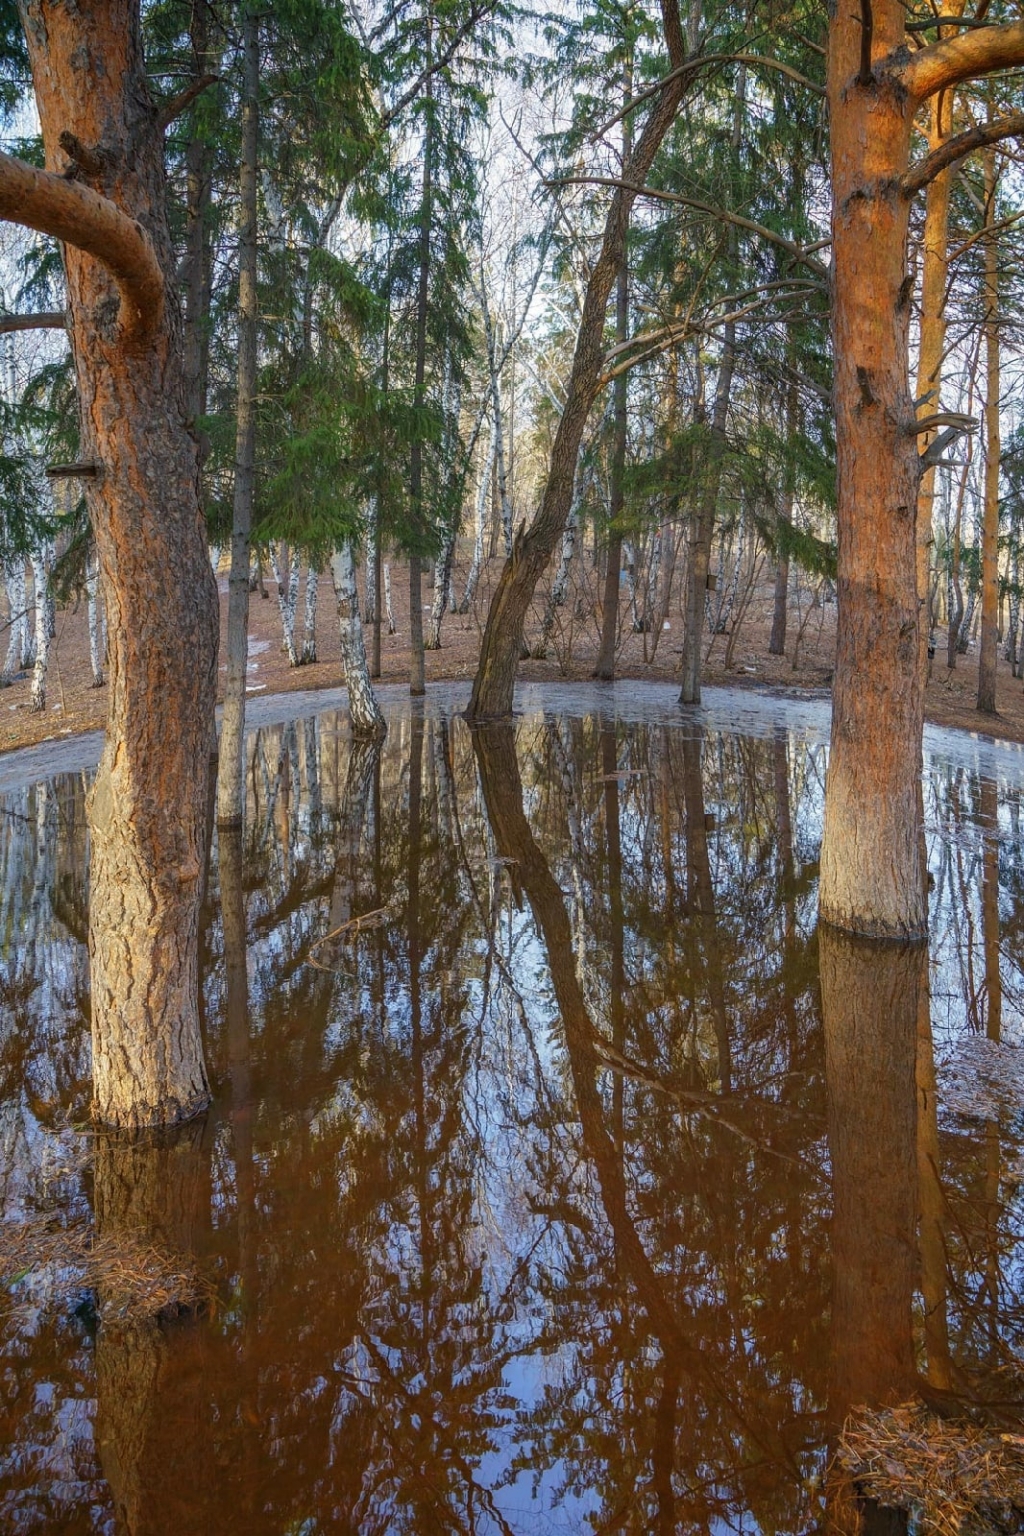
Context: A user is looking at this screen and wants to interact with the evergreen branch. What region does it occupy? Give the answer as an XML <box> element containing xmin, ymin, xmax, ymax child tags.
<box><xmin>156</xmin><ymin>73</ymin><xmax>220</xmax><ymax>132</ymax></box>
<box><xmin>379</xmin><ymin>0</ymin><xmax>498</xmax><ymax>128</ymax></box>
<box><xmin>902</xmin><ymin>112</ymin><xmax>1024</xmax><ymax>193</ymax></box>
<box><xmin>592</xmin><ymin>49</ymin><xmax>823</xmax><ymax>141</ymax></box>
<box><xmin>500</xmin><ymin>106</ymin><xmax>592</xmax><ymax>285</ymax></box>
<box><xmin>550</xmin><ymin>175</ymin><xmax>830</xmax><ymax>277</ymax></box>
<box><xmin>0</xmin><ymin>311</ymin><xmax>67</xmax><ymax>334</ymax></box>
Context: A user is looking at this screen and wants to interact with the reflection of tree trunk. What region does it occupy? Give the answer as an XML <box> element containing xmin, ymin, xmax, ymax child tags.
<box><xmin>474</xmin><ymin>721</ymin><xmax>723</xmax><ymax>1503</ymax></box>
<box><xmin>94</xmin><ymin>1122</ymin><xmax>212</xmax><ymax>1534</ymax></box>
<box><xmin>650</xmin><ymin>1353</ymin><xmax>681</xmax><ymax>1535</ymax></box>
<box><xmin>916</xmin><ymin>983</ymin><xmax>951</xmax><ymax>1390</ymax></box>
<box><xmin>820</xmin><ymin>928</ymin><xmax>920</xmax><ymax>1532</ymax></box>
<box><xmin>408</xmin><ymin>714</ymin><xmax>433</xmax><ymax>1369</ymax></box>
<box><xmin>601</xmin><ymin>725</ymin><xmax>626</xmax><ymax>1150</ymax></box>
<box><xmin>680</xmin><ymin>730</ymin><xmax>731</xmax><ymax>1091</ymax></box>
<box><xmin>981</xmin><ymin>775</ymin><xmax>1001</xmax><ymax>1345</ymax></box>
<box><xmin>218</xmin><ymin>825</ymin><xmax>258</xmax><ymax>1512</ymax></box>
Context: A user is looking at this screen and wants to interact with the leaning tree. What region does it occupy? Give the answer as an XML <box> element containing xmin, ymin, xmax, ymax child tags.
<box><xmin>819</xmin><ymin>0</ymin><xmax>1024</xmax><ymax>937</ymax></box>
<box><xmin>0</xmin><ymin>0</ymin><xmax>219</xmax><ymax>1126</ymax></box>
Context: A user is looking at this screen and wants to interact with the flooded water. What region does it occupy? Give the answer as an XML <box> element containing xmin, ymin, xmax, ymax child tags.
<box><xmin>2</xmin><ymin>683</ymin><xmax>1023</xmax><ymax>1533</ymax></box>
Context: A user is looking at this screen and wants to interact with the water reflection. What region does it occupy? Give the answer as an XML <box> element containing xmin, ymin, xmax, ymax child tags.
<box><xmin>1</xmin><ymin>693</ymin><xmax>1023</xmax><ymax>1532</ymax></box>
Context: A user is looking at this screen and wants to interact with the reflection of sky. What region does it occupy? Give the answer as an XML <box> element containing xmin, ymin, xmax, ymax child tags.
<box><xmin>2</xmin><ymin>683</ymin><xmax>1024</xmax><ymax>1532</ymax></box>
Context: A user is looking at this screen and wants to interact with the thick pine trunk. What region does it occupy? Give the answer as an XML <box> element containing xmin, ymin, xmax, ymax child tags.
<box><xmin>819</xmin><ymin>2</ymin><xmax>926</xmax><ymax>937</ymax></box>
<box><xmin>17</xmin><ymin>0</ymin><xmax>219</xmax><ymax>1126</ymax></box>
<box><xmin>216</xmin><ymin>4</ymin><xmax>259</xmax><ymax>828</ymax></box>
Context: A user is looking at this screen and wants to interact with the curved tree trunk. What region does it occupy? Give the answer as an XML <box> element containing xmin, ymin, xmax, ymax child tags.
<box><xmin>466</xmin><ymin>0</ymin><xmax>689</xmax><ymax>720</ymax></box>
<box><xmin>12</xmin><ymin>0</ymin><xmax>220</xmax><ymax>1126</ymax></box>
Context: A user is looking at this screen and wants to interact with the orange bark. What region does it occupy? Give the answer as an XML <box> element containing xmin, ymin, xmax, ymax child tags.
<box><xmin>13</xmin><ymin>0</ymin><xmax>219</xmax><ymax>1125</ymax></box>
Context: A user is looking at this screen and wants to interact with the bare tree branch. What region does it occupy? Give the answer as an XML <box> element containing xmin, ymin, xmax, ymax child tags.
<box><xmin>0</xmin><ymin>150</ymin><xmax>164</xmax><ymax>341</ymax></box>
<box><xmin>0</xmin><ymin>310</ymin><xmax>67</xmax><ymax>335</ymax></box>
<box><xmin>156</xmin><ymin>73</ymin><xmax>220</xmax><ymax>133</ymax></box>
<box><xmin>902</xmin><ymin>111</ymin><xmax>1024</xmax><ymax>193</ymax></box>
<box><xmin>900</xmin><ymin>19</ymin><xmax>1024</xmax><ymax>103</ymax></box>
<box><xmin>550</xmin><ymin>174</ymin><xmax>830</xmax><ymax>276</ymax></box>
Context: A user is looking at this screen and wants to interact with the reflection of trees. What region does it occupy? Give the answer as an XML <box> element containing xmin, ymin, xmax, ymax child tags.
<box><xmin>474</xmin><ymin>718</ymin><xmax>829</xmax><ymax>1532</ymax></box>
<box><xmin>6</xmin><ymin>706</ymin><xmax>1024</xmax><ymax>1530</ymax></box>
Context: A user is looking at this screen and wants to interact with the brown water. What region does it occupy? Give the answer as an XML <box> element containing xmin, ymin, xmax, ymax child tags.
<box><xmin>2</xmin><ymin>684</ymin><xmax>1023</xmax><ymax>1533</ymax></box>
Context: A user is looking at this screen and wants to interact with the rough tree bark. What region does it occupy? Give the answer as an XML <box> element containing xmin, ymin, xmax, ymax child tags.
<box><xmin>6</xmin><ymin>0</ymin><xmax>220</xmax><ymax>1126</ymax></box>
<box><xmin>818</xmin><ymin>1</ymin><xmax>1024</xmax><ymax>937</ymax></box>
<box><xmin>466</xmin><ymin>0</ymin><xmax>689</xmax><ymax>720</ymax></box>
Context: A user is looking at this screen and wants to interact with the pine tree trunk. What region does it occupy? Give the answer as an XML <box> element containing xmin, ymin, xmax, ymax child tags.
<box><xmin>12</xmin><ymin>0</ymin><xmax>220</xmax><ymax>1125</ymax></box>
<box><xmin>330</xmin><ymin>542</ymin><xmax>385</xmax><ymax>738</ymax></box>
<box><xmin>819</xmin><ymin>0</ymin><xmax>924</xmax><ymax>937</ymax></box>
<box><xmin>216</xmin><ymin>4</ymin><xmax>259</xmax><ymax>828</ymax></box>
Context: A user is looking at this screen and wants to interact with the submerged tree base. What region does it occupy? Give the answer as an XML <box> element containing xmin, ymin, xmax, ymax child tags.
<box><xmin>837</xmin><ymin>1402</ymin><xmax>1024</xmax><ymax>1531</ymax></box>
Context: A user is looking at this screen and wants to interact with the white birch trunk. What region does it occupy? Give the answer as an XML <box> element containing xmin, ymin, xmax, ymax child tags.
<box><xmin>460</xmin><ymin>421</ymin><xmax>495</xmax><ymax>613</ymax></box>
<box><xmin>209</xmin><ymin>545</ymin><xmax>222</xmax><ymax>574</ymax></box>
<box><xmin>1</xmin><ymin>561</ymin><xmax>29</xmax><ymax>683</ymax></box>
<box><xmin>29</xmin><ymin>546</ymin><xmax>50</xmax><ymax>712</ymax></box>
<box><xmin>271</xmin><ymin>542</ymin><xmax>301</xmax><ymax>665</ymax></box>
<box><xmin>86</xmin><ymin>548</ymin><xmax>105</xmax><ymax>686</ymax></box>
<box><xmin>364</xmin><ymin>501</ymin><xmax>378</xmax><ymax>624</ymax></box>
<box><xmin>330</xmin><ymin>543</ymin><xmax>385</xmax><ymax>738</ymax></box>
<box><xmin>383</xmin><ymin>561</ymin><xmax>396</xmax><ymax>634</ymax></box>
<box><xmin>302</xmin><ymin>563</ymin><xmax>318</xmax><ymax>664</ymax></box>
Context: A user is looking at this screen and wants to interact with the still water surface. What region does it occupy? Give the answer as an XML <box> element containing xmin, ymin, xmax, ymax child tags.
<box><xmin>1</xmin><ymin>684</ymin><xmax>1023</xmax><ymax>1532</ymax></box>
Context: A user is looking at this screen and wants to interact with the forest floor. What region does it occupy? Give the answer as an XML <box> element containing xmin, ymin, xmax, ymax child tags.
<box><xmin>2</xmin><ymin>547</ymin><xmax>1023</xmax><ymax>756</ymax></box>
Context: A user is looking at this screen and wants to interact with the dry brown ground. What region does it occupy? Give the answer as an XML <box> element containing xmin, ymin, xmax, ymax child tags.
<box><xmin>3</xmin><ymin>546</ymin><xmax>1024</xmax><ymax>756</ymax></box>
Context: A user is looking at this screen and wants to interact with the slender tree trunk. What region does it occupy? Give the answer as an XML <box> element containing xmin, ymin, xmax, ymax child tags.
<box><xmin>915</xmin><ymin>81</ymin><xmax>957</xmax><ymax>686</ymax></box>
<box><xmin>408</xmin><ymin>15</ymin><xmax>433</xmax><ymax>699</ymax></box>
<box><xmin>9</xmin><ymin>0</ymin><xmax>220</xmax><ymax>1126</ymax></box>
<box><xmin>680</xmin><ymin>321</ymin><xmax>735</xmax><ymax>703</ymax></box>
<box><xmin>29</xmin><ymin>544</ymin><xmax>50</xmax><ymax>711</ymax></box>
<box><xmin>301</xmin><ymin>562</ymin><xmax>318</xmax><ymax>664</ymax></box>
<box><xmin>460</xmin><ymin>421</ymin><xmax>494</xmax><ymax>612</ymax></box>
<box><xmin>1</xmin><ymin>559</ymin><xmax>28</xmax><ymax>683</ymax></box>
<box><xmin>271</xmin><ymin>543</ymin><xmax>300</xmax><ymax>666</ymax></box>
<box><xmin>595</xmin><ymin>60</ymin><xmax>632</xmax><ymax>682</ymax></box>
<box><xmin>978</xmin><ymin>146</ymin><xmax>1000</xmax><ymax>714</ymax></box>
<box><xmin>769</xmin><ymin>380</ymin><xmax>799</xmax><ymax>655</ymax></box>
<box><xmin>86</xmin><ymin>546</ymin><xmax>105</xmax><ymax>686</ymax></box>
<box><xmin>330</xmin><ymin>542</ymin><xmax>385</xmax><ymax>738</ymax></box>
<box><xmin>216</xmin><ymin>5</ymin><xmax>259</xmax><ymax>828</ymax></box>
<box><xmin>466</xmin><ymin>0</ymin><xmax>688</xmax><ymax>720</ymax></box>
